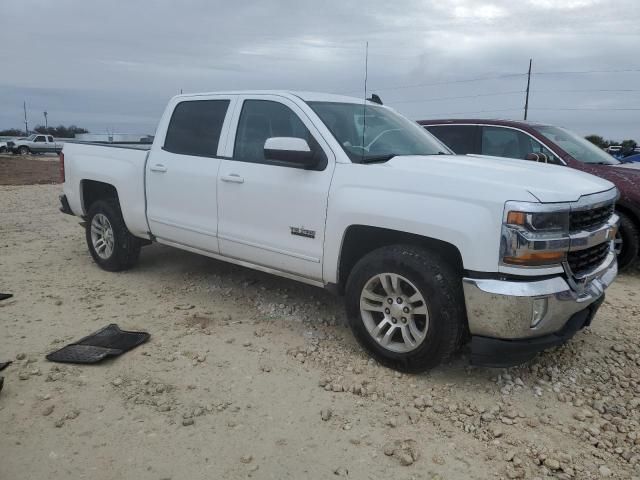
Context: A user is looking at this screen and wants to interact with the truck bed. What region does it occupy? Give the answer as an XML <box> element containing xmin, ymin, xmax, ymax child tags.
<box><xmin>61</xmin><ymin>142</ymin><xmax>151</xmax><ymax>238</ymax></box>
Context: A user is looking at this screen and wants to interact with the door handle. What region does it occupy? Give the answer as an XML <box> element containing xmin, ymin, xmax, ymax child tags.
<box><xmin>150</xmin><ymin>164</ymin><xmax>167</xmax><ymax>173</ymax></box>
<box><xmin>221</xmin><ymin>174</ymin><xmax>244</xmax><ymax>184</ymax></box>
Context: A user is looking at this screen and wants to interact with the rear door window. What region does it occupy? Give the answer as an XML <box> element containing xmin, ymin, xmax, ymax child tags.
<box><xmin>163</xmin><ymin>100</ymin><xmax>230</xmax><ymax>157</ymax></box>
<box><xmin>425</xmin><ymin>125</ymin><xmax>478</xmax><ymax>154</ymax></box>
<box><xmin>47</xmin><ymin>136</ymin><xmax>54</xmax><ymax>142</ymax></box>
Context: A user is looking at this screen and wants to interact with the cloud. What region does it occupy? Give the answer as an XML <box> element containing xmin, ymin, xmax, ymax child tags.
<box><xmin>0</xmin><ymin>0</ymin><xmax>638</xmax><ymax>139</ymax></box>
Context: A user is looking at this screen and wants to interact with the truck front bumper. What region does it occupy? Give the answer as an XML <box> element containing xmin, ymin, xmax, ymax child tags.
<box><xmin>462</xmin><ymin>252</ymin><xmax>617</xmax><ymax>367</ymax></box>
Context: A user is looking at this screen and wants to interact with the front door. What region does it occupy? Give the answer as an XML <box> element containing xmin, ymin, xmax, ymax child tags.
<box><xmin>217</xmin><ymin>96</ymin><xmax>335</xmax><ymax>281</ymax></box>
<box><xmin>145</xmin><ymin>96</ymin><xmax>236</xmax><ymax>253</ymax></box>
<box><xmin>33</xmin><ymin>135</ymin><xmax>47</xmax><ymax>152</ymax></box>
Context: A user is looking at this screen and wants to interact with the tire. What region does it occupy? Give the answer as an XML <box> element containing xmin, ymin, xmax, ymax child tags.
<box><xmin>0</xmin><ymin>146</ymin><xmax>6</xmax><ymax>153</ymax></box>
<box><xmin>345</xmin><ymin>245</ymin><xmax>466</xmax><ymax>373</ymax></box>
<box><xmin>615</xmin><ymin>211</ymin><xmax>639</xmax><ymax>271</ymax></box>
<box><xmin>18</xmin><ymin>146</ymin><xmax>30</xmax><ymax>155</ymax></box>
<box><xmin>85</xmin><ymin>199</ymin><xmax>141</xmax><ymax>272</ymax></box>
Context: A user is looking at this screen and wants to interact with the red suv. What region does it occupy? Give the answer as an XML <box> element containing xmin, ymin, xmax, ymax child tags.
<box><xmin>419</xmin><ymin>119</ymin><xmax>640</xmax><ymax>269</ymax></box>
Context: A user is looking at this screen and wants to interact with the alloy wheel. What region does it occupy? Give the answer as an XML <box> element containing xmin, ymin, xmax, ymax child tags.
<box><xmin>359</xmin><ymin>273</ymin><xmax>429</xmax><ymax>353</ymax></box>
<box><xmin>90</xmin><ymin>213</ymin><xmax>115</xmax><ymax>259</ymax></box>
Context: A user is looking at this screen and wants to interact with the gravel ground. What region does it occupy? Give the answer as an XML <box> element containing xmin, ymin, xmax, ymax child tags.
<box><xmin>1</xmin><ymin>184</ymin><xmax>640</xmax><ymax>480</ymax></box>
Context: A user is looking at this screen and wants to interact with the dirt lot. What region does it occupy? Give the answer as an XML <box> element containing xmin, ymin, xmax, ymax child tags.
<box><xmin>0</xmin><ymin>153</ymin><xmax>60</xmax><ymax>185</ymax></box>
<box><xmin>1</xmin><ymin>178</ymin><xmax>640</xmax><ymax>479</ymax></box>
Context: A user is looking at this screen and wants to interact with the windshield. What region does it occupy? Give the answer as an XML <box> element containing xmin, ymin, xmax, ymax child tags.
<box><xmin>307</xmin><ymin>101</ymin><xmax>451</xmax><ymax>163</ymax></box>
<box><xmin>25</xmin><ymin>134</ymin><xmax>37</xmax><ymax>140</ymax></box>
<box><xmin>533</xmin><ymin>125</ymin><xmax>620</xmax><ymax>165</ymax></box>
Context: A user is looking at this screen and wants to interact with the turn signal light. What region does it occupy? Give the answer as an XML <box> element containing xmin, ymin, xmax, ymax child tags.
<box><xmin>503</xmin><ymin>251</ymin><xmax>566</xmax><ymax>266</ymax></box>
<box><xmin>506</xmin><ymin>211</ymin><xmax>526</xmax><ymax>226</ymax></box>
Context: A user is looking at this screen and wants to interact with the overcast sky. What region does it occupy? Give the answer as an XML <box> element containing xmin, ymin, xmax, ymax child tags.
<box><xmin>1</xmin><ymin>0</ymin><xmax>638</xmax><ymax>139</ymax></box>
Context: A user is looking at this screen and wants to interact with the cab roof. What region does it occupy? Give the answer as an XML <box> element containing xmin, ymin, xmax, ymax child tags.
<box><xmin>174</xmin><ymin>90</ymin><xmax>374</xmax><ymax>105</ymax></box>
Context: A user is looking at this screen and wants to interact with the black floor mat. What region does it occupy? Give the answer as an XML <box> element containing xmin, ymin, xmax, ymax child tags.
<box><xmin>0</xmin><ymin>293</ymin><xmax>13</xmax><ymax>301</ymax></box>
<box><xmin>46</xmin><ymin>324</ymin><xmax>150</xmax><ymax>364</ymax></box>
<box><xmin>0</xmin><ymin>361</ymin><xmax>12</xmax><ymax>371</ymax></box>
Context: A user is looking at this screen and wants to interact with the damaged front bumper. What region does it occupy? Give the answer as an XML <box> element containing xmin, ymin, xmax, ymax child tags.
<box><xmin>462</xmin><ymin>251</ymin><xmax>617</xmax><ymax>367</ymax></box>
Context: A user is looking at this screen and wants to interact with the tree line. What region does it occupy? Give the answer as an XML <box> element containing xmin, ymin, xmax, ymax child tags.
<box><xmin>0</xmin><ymin>125</ymin><xmax>89</xmax><ymax>138</ymax></box>
<box><xmin>585</xmin><ymin>135</ymin><xmax>637</xmax><ymax>154</ymax></box>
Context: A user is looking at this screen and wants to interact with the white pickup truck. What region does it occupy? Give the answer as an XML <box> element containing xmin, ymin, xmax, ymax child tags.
<box><xmin>8</xmin><ymin>134</ymin><xmax>63</xmax><ymax>155</ymax></box>
<box><xmin>60</xmin><ymin>91</ymin><xmax>619</xmax><ymax>371</ymax></box>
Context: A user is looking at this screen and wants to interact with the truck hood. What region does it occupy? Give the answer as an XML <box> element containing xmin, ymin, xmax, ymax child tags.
<box><xmin>384</xmin><ymin>154</ymin><xmax>616</xmax><ymax>203</ymax></box>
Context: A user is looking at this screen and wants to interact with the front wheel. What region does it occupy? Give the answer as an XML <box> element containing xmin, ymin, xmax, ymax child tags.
<box><xmin>345</xmin><ymin>245</ymin><xmax>465</xmax><ymax>373</ymax></box>
<box><xmin>85</xmin><ymin>199</ymin><xmax>141</xmax><ymax>271</ymax></box>
<box><xmin>615</xmin><ymin>211</ymin><xmax>639</xmax><ymax>271</ymax></box>
<box><xmin>18</xmin><ymin>146</ymin><xmax>30</xmax><ymax>155</ymax></box>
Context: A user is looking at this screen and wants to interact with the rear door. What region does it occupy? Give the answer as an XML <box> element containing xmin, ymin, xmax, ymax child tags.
<box><xmin>145</xmin><ymin>95</ymin><xmax>237</xmax><ymax>253</ymax></box>
<box><xmin>217</xmin><ymin>95</ymin><xmax>335</xmax><ymax>281</ymax></box>
<box><xmin>424</xmin><ymin>125</ymin><xmax>479</xmax><ymax>154</ymax></box>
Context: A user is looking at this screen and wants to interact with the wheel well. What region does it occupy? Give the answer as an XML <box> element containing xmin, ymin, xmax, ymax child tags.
<box><xmin>337</xmin><ymin>225</ymin><xmax>464</xmax><ymax>293</ymax></box>
<box><xmin>616</xmin><ymin>203</ymin><xmax>640</xmax><ymax>229</ymax></box>
<box><xmin>81</xmin><ymin>180</ymin><xmax>119</xmax><ymax>214</ymax></box>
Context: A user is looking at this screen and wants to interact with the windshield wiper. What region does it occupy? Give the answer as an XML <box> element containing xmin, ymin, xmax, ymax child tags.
<box><xmin>360</xmin><ymin>153</ymin><xmax>397</xmax><ymax>164</ymax></box>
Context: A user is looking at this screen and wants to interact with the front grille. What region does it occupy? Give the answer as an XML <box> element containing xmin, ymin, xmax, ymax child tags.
<box><xmin>567</xmin><ymin>242</ymin><xmax>610</xmax><ymax>277</ymax></box>
<box><xmin>570</xmin><ymin>203</ymin><xmax>614</xmax><ymax>232</ymax></box>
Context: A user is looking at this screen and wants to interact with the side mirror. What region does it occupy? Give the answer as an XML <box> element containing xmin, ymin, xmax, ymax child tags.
<box><xmin>264</xmin><ymin>137</ymin><xmax>319</xmax><ymax>169</ymax></box>
<box><xmin>526</xmin><ymin>152</ymin><xmax>548</xmax><ymax>163</ymax></box>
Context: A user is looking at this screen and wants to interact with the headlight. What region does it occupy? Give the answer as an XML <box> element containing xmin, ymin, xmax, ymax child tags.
<box><xmin>506</xmin><ymin>211</ymin><xmax>569</xmax><ymax>233</ymax></box>
<box><xmin>501</xmin><ymin>203</ymin><xmax>570</xmax><ymax>267</ymax></box>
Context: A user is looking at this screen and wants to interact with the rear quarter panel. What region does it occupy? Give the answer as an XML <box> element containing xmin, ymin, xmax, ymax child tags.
<box><xmin>62</xmin><ymin>143</ymin><xmax>150</xmax><ymax>237</ymax></box>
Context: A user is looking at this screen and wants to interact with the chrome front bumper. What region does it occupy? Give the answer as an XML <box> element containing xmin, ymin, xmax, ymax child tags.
<box><xmin>463</xmin><ymin>251</ymin><xmax>617</xmax><ymax>340</ymax></box>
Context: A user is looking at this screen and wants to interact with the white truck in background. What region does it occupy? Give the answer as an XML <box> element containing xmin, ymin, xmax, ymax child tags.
<box><xmin>8</xmin><ymin>134</ymin><xmax>63</xmax><ymax>155</ymax></box>
<box><xmin>59</xmin><ymin>91</ymin><xmax>619</xmax><ymax>371</ymax></box>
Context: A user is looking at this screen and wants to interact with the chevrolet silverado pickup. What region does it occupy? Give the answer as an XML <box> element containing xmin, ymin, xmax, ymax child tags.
<box><xmin>59</xmin><ymin>91</ymin><xmax>619</xmax><ymax>371</ymax></box>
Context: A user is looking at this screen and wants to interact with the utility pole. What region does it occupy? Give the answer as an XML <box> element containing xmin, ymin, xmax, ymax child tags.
<box><xmin>524</xmin><ymin>58</ymin><xmax>532</xmax><ymax>121</ymax></box>
<box><xmin>44</xmin><ymin>111</ymin><xmax>48</xmax><ymax>130</ymax></box>
<box><xmin>23</xmin><ymin>101</ymin><xmax>29</xmax><ymax>135</ymax></box>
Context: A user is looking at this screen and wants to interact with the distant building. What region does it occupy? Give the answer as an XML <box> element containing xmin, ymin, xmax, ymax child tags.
<box><xmin>74</xmin><ymin>133</ymin><xmax>154</xmax><ymax>144</ymax></box>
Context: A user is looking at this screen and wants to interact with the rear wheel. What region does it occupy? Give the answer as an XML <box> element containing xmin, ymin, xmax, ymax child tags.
<box><xmin>615</xmin><ymin>211</ymin><xmax>639</xmax><ymax>271</ymax></box>
<box><xmin>85</xmin><ymin>199</ymin><xmax>141</xmax><ymax>271</ymax></box>
<box><xmin>345</xmin><ymin>245</ymin><xmax>465</xmax><ymax>372</ymax></box>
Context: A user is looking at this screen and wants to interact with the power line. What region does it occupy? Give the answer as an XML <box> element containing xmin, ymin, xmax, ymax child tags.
<box><xmin>533</xmin><ymin>68</ymin><xmax>640</xmax><ymax>76</ymax></box>
<box><xmin>339</xmin><ymin>72</ymin><xmax>527</xmax><ymax>95</ymax></box>
<box><xmin>531</xmin><ymin>107</ymin><xmax>640</xmax><ymax>111</ymax></box>
<box><xmin>388</xmin><ymin>90</ymin><xmax>524</xmax><ymax>104</ymax></box>
<box><xmin>532</xmin><ymin>88</ymin><xmax>640</xmax><ymax>93</ymax></box>
<box><xmin>338</xmin><ymin>66</ymin><xmax>640</xmax><ymax>96</ymax></box>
